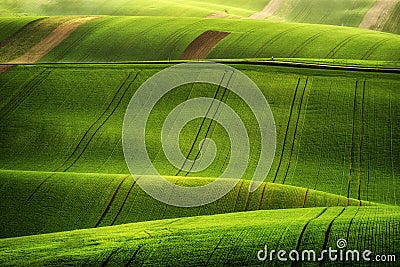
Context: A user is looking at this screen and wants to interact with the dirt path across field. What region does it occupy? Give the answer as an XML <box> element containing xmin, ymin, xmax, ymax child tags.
<box><xmin>249</xmin><ymin>0</ymin><xmax>285</xmax><ymax>19</ymax></box>
<box><xmin>179</xmin><ymin>30</ymin><xmax>231</xmax><ymax>60</ymax></box>
<box><xmin>359</xmin><ymin>0</ymin><xmax>400</xmax><ymax>30</ymax></box>
<box><xmin>10</xmin><ymin>17</ymin><xmax>97</xmax><ymax>64</ymax></box>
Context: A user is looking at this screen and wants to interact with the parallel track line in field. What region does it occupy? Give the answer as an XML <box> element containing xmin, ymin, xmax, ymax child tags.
<box><xmin>95</xmin><ymin>176</ymin><xmax>129</xmax><ymax>228</ymax></box>
<box><xmin>347</xmin><ymin>81</ymin><xmax>358</xmax><ymax>204</ymax></box>
<box><xmin>361</xmin><ymin>39</ymin><xmax>389</xmax><ymax>60</ymax></box>
<box><xmin>326</xmin><ymin>34</ymin><xmax>362</xmax><ymax>59</ymax></box>
<box><xmin>282</xmin><ymin>77</ymin><xmax>308</xmax><ymax>184</ymax></box>
<box><xmin>205</xmin><ymin>236</ymin><xmax>224</xmax><ymax>267</ymax></box>
<box><xmin>111</xmin><ymin>176</ymin><xmax>139</xmax><ymax>226</ymax></box>
<box><xmin>291</xmin><ymin>208</ymin><xmax>328</xmax><ymax>267</ymax></box>
<box><xmin>185</xmin><ymin>74</ymin><xmax>232</xmax><ymax>175</ymax></box>
<box><xmin>0</xmin><ymin>69</ymin><xmax>50</xmax><ymax>122</ymax></box>
<box><xmin>125</xmin><ymin>245</ymin><xmax>143</xmax><ymax>267</ymax></box>
<box><xmin>175</xmin><ymin>73</ymin><xmax>226</xmax><ymax>175</ymax></box>
<box><xmin>319</xmin><ymin>208</ymin><xmax>346</xmax><ymax>267</ymax></box>
<box><xmin>272</xmin><ymin>77</ymin><xmax>301</xmax><ymax>183</ymax></box>
<box><xmin>253</xmin><ymin>25</ymin><xmax>305</xmax><ymax>58</ymax></box>
<box><xmin>289</xmin><ymin>31</ymin><xmax>325</xmax><ymax>58</ymax></box>
<box><xmin>54</xmin><ymin>71</ymin><xmax>140</xmax><ymax>172</ymax></box>
<box><xmin>358</xmin><ymin>80</ymin><xmax>366</xmax><ymax>201</ymax></box>
<box><xmin>257</xmin><ymin>182</ymin><xmax>268</xmax><ymax>210</ymax></box>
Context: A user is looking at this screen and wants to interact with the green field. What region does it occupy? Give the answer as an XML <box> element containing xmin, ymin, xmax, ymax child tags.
<box><xmin>0</xmin><ymin>0</ymin><xmax>399</xmax><ymax>265</ymax></box>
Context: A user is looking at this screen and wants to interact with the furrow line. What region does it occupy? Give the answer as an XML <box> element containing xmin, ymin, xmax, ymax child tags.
<box><xmin>185</xmin><ymin>73</ymin><xmax>232</xmax><ymax>175</ymax></box>
<box><xmin>319</xmin><ymin>208</ymin><xmax>346</xmax><ymax>267</ymax></box>
<box><xmin>111</xmin><ymin>177</ymin><xmax>138</xmax><ymax>226</ymax></box>
<box><xmin>291</xmin><ymin>208</ymin><xmax>328</xmax><ymax>266</ymax></box>
<box><xmin>347</xmin><ymin>81</ymin><xmax>358</xmax><ymax>204</ymax></box>
<box><xmin>358</xmin><ymin>80</ymin><xmax>366</xmax><ymax>201</ymax></box>
<box><xmin>176</xmin><ymin>71</ymin><xmax>227</xmax><ymax>176</ymax></box>
<box><xmin>55</xmin><ymin>71</ymin><xmax>140</xmax><ymax>172</ymax></box>
<box><xmin>95</xmin><ymin>176</ymin><xmax>128</xmax><ymax>228</ymax></box>
<box><xmin>272</xmin><ymin>77</ymin><xmax>301</xmax><ymax>183</ymax></box>
<box><xmin>282</xmin><ymin>77</ymin><xmax>309</xmax><ymax>184</ymax></box>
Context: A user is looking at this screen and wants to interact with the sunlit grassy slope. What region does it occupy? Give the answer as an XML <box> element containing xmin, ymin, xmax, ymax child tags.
<box><xmin>1</xmin><ymin>64</ymin><xmax>399</xmax><ymax>208</ymax></box>
<box><xmin>0</xmin><ymin>206</ymin><xmax>399</xmax><ymax>266</ymax></box>
<box><xmin>0</xmin><ymin>170</ymin><xmax>370</xmax><ymax>238</ymax></box>
<box><xmin>0</xmin><ymin>0</ymin><xmax>268</xmax><ymax>17</ymax></box>
<box><xmin>38</xmin><ymin>17</ymin><xmax>400</xmax><ymax>62</ymax></box>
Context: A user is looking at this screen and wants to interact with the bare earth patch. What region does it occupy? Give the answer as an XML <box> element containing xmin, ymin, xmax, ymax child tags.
<box><xmin>11</xmin><ymin>17</ymin><xmax>98</xmax><ymax>64</ymax></box>
<box><xmin>179</xmin><ymin>30</ymin><xmax>231</xmax><ymax>60</ymax></box>
<box><xmin>359</xmin><ymin>0</ymin><xmax>400</xmax><ymax>30</ymax></box>
<box><xmin>249</xmin><ymin>0</ymin><xmax>285</xmax><ymax>19</ymax></box>
<box><xmin>0</xmin><ymin>65</ymin><xmax>13</xmax><ymax>75</ymax></box>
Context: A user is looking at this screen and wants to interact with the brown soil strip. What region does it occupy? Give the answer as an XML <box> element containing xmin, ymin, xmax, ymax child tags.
<box><xmin>11</xmin><ymin>17</ymin><xmax>97</xmax><ymax>64</ymax></box>
<box><xmin>179</xmin><ymin>30</ymin><xmax>230</xmax><ymax>60</ymax></box>
<box><xmin>359</xmin><ymin>0</ymin><xmax>400</xmax><ymax>30</ymax></box>
<box><xmin>249</xmin><ymin>0</ymin><xmax>285</xmax><ymax>19</ymax></box>
<box><xmin>0</xmin><ymin>65</ymin><xmax>13</xmax><ymax>75</ymax></box>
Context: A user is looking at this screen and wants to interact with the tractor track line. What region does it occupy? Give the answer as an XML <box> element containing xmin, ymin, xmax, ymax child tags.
<box><xmin>185</xmin><ymin>74</ymin><xmax>232</xmax><ymax>175</ymax></box>
<box><xmin>102</xmin><ymin>248</ymin><xmax>120</xmax><ymax>267</ymax></box>
<box><xmin>253</xmin><ymin>25</ymin><xmax>305</xmax><ymax>58</ymax></box>
<box><xmin>291</xmin><ymin>208</ymin><xmax>328</xmax><ymax>266</ymax></box>
<box><xmin>205</xmin><ymin>236</ymin><xmax>224</xmax><ymax>267</ymax></box>
<box><xmin>0</xmin><ymin>70</ymin><xmax>50</xmax><ymax>121</ymax></box>
<box><xmin>125</xmin><ymin>246</ymin><xmax>143</xmax><ymax>267</ymax></box>
<box><xmin>54</xmin><ymin>71</ymin><xmax>139</xmax><ymax>172</ymax></box>
<box><xmin>361</xmin><ymin>39</ymin><xmax>389</xmax><ymax>60</ymax></box>
<box><xmin>342</xmin><ymin>207</ymin><xmax>361</xmax><ymax>266</ymax></box>
<box><xmin>24</xmin><ymin>173</ymin><xmax>57</xmax><ymax>205</ymax></box>
<box><xmin>233</xmin><ymin>180</ymin><xmax>245</xmax><ymax>212</ymax></box>
<box><xmin>111</xmin><ymin>177</ymin><xmax>139</xmax><ymax>226</ymax></box>
<box><xmin>347</xmin><ymin>81</ymin><xmax>358</xmax><ymax>205</ymax></box>
<box><xmin>257</xmin><ymin>182</ymin><xmax>268</xmax><ymax>210</ymax></box>
<box><xmin>302</xmin><ymin>188</ymin><xmax>310</xmax><ymax>208</ymax></box>
<box><xmin>326</xmin><ymin>34</ymin><xmax>362</xmax><ymax>59</ymax></box>
<box><xmin>289</xmin><ymin>31</ymin><xmax>325</xmax><ymax>58</ymax></box>
<box><xmin>272</xmin><ymin>77</ymin><xmax>301</xmax><ymax>183</ymax></box>
<box><xmin>358</xmin><ymin>80</ymin><xmax>366</xmax><ymax>201</ymax></box>
<box><xmin>282</xmin><ymin>77</ymin><xmax>308</xmax><ymax>184</ymax></box>
<box><xmin>319</xmin><ymin>208</ymin><xmax>346</xmax><ymax>267</ymax></box>
<box><xmin>176</xmin><ymin>71</ymin><xmax>227</xmax><ymax>176</ymax></box>
<box><xmin>0</xmin><ymin>18</ymin><xmax>46</xmax><ymax>48</ymax></box>
<box><xmin>95</xmin><ymin>176</ymin><xmax>129</xmax><ymax>228</ymax></box>
<box><xmin>244</xmin><ymin>181</ymin><xmax>253</xmax><ymax>211</ymax></box>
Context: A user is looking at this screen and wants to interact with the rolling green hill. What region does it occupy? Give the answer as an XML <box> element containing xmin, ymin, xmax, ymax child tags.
<box><xmin>0</xmin><ymin>64</ymin><xmax>399</xmax><ymax>208</ymax></box>
<box><xmin>0</xmin><ymin>206</ymin><xmax>398</xmax><ymax>266</ymax></box>
<box><xmin>1</xmin><ymin>17</ymin><xmax>399</xmax><ymax>64</ymax></box>
<box><xmin>37</xmin><ymin>17</ymin><xmax>400</xmax><ymax>62</ymax></box>
<box><xmin>0</xmin><ymin>170</ymin><xmax>369</xmax><ymax>239</ymax></box>
<box><xmin>270</xmin><ymin>0</ymin><xmax>376</xmax><ymax>27</ymax></box>
<box><xmin>0</xmin><ymin>0</ymin><xmax>267</xmax><ymax>17</ymax></box>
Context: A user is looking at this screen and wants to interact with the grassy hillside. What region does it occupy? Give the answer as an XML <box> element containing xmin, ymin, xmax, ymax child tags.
<box><xmin>0</xmin><ymin>16</ymin><xmax>39</xmax><ymax>42</ymax></box>
<box><xmin>0</xmin><ymin>206</ymin><xmax>398</xmax><ymax>266</ymax></box>
<box><xmin>30</xmin><ymin>17</ymin><xmax>400</xmax><ymax>63</ymax></box>
<box><xmin>0</xmin><ymin>0</ymin><xmax>268</xmax><ymax>17</ymax></box>
<box><xmin>383</xmin><ymin>1</ymin><xmax>400</xmax><ymax>34</ymax></box>
<box><xmin>0</xmin><ymin>170</ymin><xmax>368</xmax><ymax>238</ymax></box>
<box><xmin>0</xmin><ymin>64</ymin><xmax>399</xmax><ymax>207</ymax></box>
<box><xmin>271</xmin><ymin>0</ymin><xmax>376</xmax><ymax>27</ymax></box>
